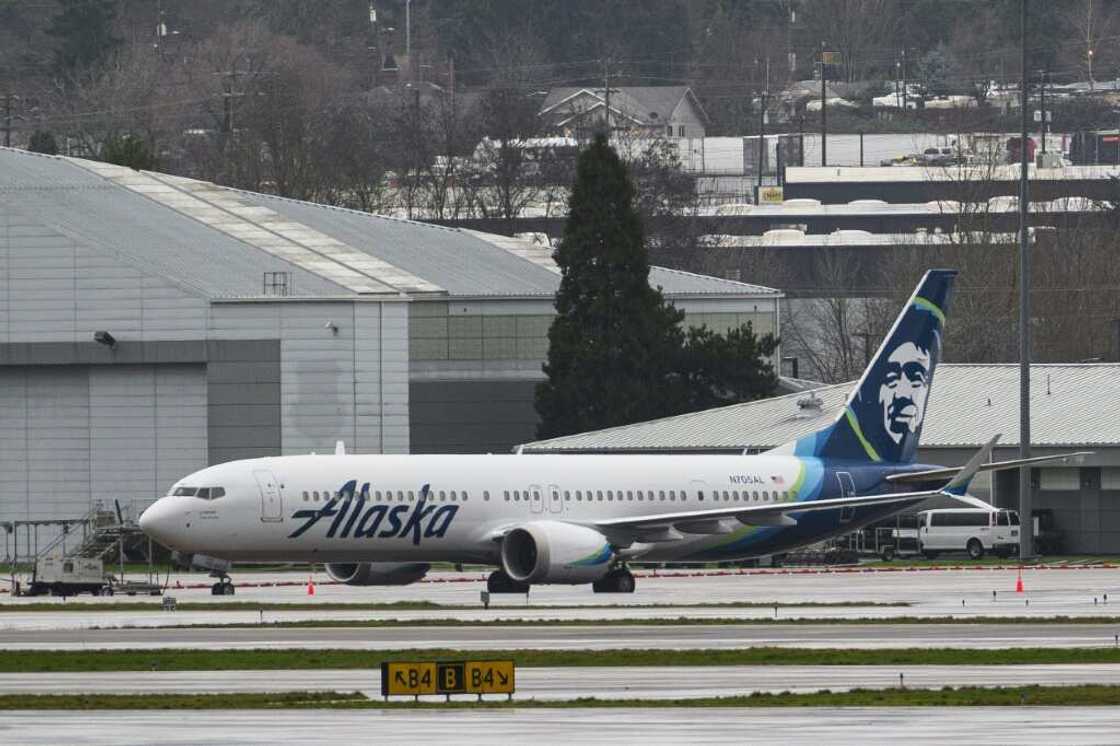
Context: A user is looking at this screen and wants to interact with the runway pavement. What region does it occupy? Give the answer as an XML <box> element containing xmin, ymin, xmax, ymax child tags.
<box><xmin>2</xmin><ymin>664</ymin><xmax>1118</xmax><ymax>699</ymax></box>
<box><xmin>4</xmin><ymin>708</ymin><xmax>1118</xmax><ymax>745</ymax></box>
<box><xmin>4</xmin><ymin>567</ymin><xmax>1120</xmax><ymax>631</ymax></box>
<box><xmin>4</xmin><ymin>622</ymin><xmax>1120</xmax><ymax>650</ymax></box>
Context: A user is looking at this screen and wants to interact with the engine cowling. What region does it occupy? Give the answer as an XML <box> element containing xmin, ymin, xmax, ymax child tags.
<box><xmin>325</xmin><ymin>562</ymin><xmax>430</xmax><ymax>586</ymax></box>
<box><xmin>500</xmin><ymin>521</ymin><xmax>614</xmax><ymax>585</ymax></box>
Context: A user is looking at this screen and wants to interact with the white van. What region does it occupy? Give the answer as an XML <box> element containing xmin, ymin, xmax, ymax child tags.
<box><xmin>917</xmin><ymin>508</ymin><xmax>1020</xmax><ymax>560</ymax></box>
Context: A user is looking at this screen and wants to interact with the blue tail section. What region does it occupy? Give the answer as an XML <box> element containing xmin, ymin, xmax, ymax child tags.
<box><xmin>784</xmin><ymin>269</ymin><xmax>957</xmax><ymax>464</ymax></box>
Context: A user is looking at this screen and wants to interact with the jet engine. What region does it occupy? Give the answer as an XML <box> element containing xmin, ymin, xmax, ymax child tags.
<box><xmin>500</xmin><ymin>521</ymin><xmax>614</xmax><ymax>584</ymax></box>
<box><xmin>325</xmin><ymin>562</ymin><xmax>431</xmax><ymax>586</ymax></box>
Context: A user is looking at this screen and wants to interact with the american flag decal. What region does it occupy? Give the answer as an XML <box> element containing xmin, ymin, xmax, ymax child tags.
<box><xmin>771</xmin><ymin>475</ymin><xmax>785</xmax><ymax>485</ymax></box>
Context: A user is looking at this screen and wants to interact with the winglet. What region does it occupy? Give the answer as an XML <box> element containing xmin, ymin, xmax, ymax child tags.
<box><xmin>941</xmin><ymin>433</ymin><xmax>1000</xmax><ymax>498</ymax></box>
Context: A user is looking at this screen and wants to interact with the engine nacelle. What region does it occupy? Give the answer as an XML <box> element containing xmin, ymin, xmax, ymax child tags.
<box><xmin>500</xmin><ymin>521</ymin><xmax>614</xmax><ymax>585</ymax></box>
<box><xmin>325</xmin><ymin>562</ymin><xmax>431</xmax><ymax>586</ymax></box>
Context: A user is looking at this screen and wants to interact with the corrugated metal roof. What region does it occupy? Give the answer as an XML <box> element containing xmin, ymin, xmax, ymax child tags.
<box><xmin>237</xmin><ymin>191</ymin><xmax>778</xmax><ymax>298</ymax></box>
<box><xmin>0</xmin><ymin>148</ymin><xmax>351</xmax><ymax>299</ymax></box>
<box><xmin>521</xmin><ymin>364</ymin><xmax>1120</xmax><ymax>453</ymax></box>
<box><xmin>0</xmin><ymin>147</ymin><xmax>778</xmax><ymax>301</ymax></box>
<box><xmin>243</xmin><ymin>193</ymin><xmax>563</xmax><ymax>297</ymax></box>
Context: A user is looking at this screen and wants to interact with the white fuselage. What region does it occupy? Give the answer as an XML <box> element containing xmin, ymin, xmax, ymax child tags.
<box><xmin>140</xmin><ymin>453</ymin><xmax>816</xmax><ymax>565</ymax></box>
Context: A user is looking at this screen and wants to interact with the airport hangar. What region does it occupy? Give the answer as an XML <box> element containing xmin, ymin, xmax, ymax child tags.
<box><xmin>522</xmin><ymin>364</ymin><xmax>1120</xmax><ymax>554</ymax></box>
<box><xmin>0</xmin><ymin>147</ymin><xmax>780</xmax><ymax>524</ymax></box>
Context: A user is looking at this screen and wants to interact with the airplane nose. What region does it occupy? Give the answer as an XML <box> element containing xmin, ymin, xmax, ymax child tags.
<box><xmin>139</xmin><ymin>500</ymin><xmax>178</xmax><ymax>548</ymax></box>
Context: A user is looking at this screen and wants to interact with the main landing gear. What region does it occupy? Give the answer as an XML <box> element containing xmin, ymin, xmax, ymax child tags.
<box><xmin>210</xmin><ymin>574</ymin><xmax>236</xmax><ymax>596</ymax></box>
<box><xmin>487</xmin><ymin>570</ymin><xmax>530</xmax><ymax>594</ymax></box>
<box><xmin>592</xmin><ymin>567</ymin><xmax>636</xmax><ymax>594</ymax></box>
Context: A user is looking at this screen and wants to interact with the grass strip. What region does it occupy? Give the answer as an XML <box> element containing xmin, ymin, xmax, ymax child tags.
<box><xmin>9</xmin><ymin>646</ymin><xmax>1120</xmax><ymax>673</ymax></box>
<box><xmin>0</xmin><ymin>600</ymin><xmax>908</xmax><ymax>613</ymax></box>
<box><xmin>2</xmin><ymin>685</ymin><xmax>1120</xmax><ymax>709</ymax></box>
<box><xmin>146</xmin><ymin>614</ymin><xmax>1120</xmax><ymax>630</ymax></box>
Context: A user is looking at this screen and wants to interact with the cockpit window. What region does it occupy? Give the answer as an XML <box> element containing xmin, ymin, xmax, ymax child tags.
<box><xmin>172</xmin><ymin>486</ymin><xmax>225</xmax><ymax>500</ymax></box>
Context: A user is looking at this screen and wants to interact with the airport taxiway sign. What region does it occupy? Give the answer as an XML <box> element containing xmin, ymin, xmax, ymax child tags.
<box><xmin>381</xmin><ymin>660</ymin><xmax>515</xmax><ymax>697</ymax></box>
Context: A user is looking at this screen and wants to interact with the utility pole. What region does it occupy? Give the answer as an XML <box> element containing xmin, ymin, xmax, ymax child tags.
<box><xmin>603</xmin><ymin>59</ymin><xmax>612</xmax><ymax>138</ymax></box>
<box><xmin>1017</xmin><ymin>0</ymin><xmax>1034</xmax><ymax>559</ymax></box>
<box><xmin>2</xmin><ymin>94</ymin><xmax>17</xmax><ymax>148</ymax></box>
<box><xmin>1088</xmin><ymin>0</ymin><xmax>1095</xmax><ymax>90</ymax></box>
<box><xmin>758</xmin><ymin>57</ymin><xmax>769</xmax><ymax>192</ymax></box>
<box><xmin>819</xmin><ymin>45</ymin><xmax>827</xmax><ymax>166</ymax></box>
<box><xmin>1038</xmin><ymin>68</ymin><xmax>1047</xmax><ymax>154</ymax></box>
<box><xmin>900</xmin><ymin>49</ymin><xmax>907</xmax><ymax>111</ymax></box>
<box><xmin>406</xmin><ymin>0</ymin><xmax>412</xmax><ymax>61</ymax></box>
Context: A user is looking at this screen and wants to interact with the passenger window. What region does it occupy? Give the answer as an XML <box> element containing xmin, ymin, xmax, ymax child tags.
<box><xmin>483</xmin><ymin>491</ymin><xmax>489</xmax><ymax>501</ymax></box>
<box><xmin>597</xmin><ymin>490</ymin><xmax>603</xmax><ymax>501</ymax></box>
<box><xmin>668</xmin><ymin>490</ymin><xmax>675</xmax><ymax>501</ymax></box>
<box><xmin>439</xmin><ymin>490</ymin><xmax>446</xmax><ymax>500</ymax></box>
<box><xmin>463</xmin><ymin>491</ymin><xmax>469</xmax><ymax>502</ymax></box>
<box><xmin>564</xmin><ymin>490</ymin><xmax>571</xmax><ymax>500</ymax></box>
<box><xmin>763</xmin><ymin>491</ymin><xmax>769</xmax><ymax>500</ymax></box>
<box><xmin>397</xmin><ymin>490</ymin><xmax>405</xmax><ymax>501</ymax></box>
<box><xmin>504</xmin><ymin>490</ymin><xmax>510</xmax><ymax>501</ymax></box>
<box><xmin>532</xmin><ymin>490</ymin><xmax>540</xmax><ymax>501</ymax></box>
<box><xmin>782</xmin><ymin>491</ymin><xmax>789</xmax><ymax>501</ymax></box>
<box><xmin>303</xmin><ymin>491</ymin><xmax>309</xmax><ymax>502</ymax></box>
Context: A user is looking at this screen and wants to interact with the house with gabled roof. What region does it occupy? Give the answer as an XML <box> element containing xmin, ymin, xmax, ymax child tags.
<box><xmin>539</xmin><ymin>86</ymin><xmax>709</xmax><ymax>140</ymax></box>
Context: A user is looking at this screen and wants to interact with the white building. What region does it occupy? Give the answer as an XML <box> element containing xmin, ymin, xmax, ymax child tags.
<box><xmin>0</xmin><ymin>147</ymin><xmax>780</xmax><ymax>522</ymax></box>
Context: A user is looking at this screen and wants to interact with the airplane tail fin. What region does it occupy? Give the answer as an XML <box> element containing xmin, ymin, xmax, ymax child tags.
<box><xmin>776</xmin><ymin>268</ymin><xmax>957</xmax><ymax>464</ymax></box>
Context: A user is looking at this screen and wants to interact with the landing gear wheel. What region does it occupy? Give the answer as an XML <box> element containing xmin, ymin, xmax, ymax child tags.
<box><xmin>487</xmin><ymin>570</ymin><xmax>529</xmax><ymax>594</ymax></box>
<box><xmin>592</xmin><ymin>568</ymin><xmax>636</xmax><ymax>594</ymax></box>
<box><xmin>966</xmin><ymin>539</ymin><xmax>984</xmax><ymax>560</ymax></box>
<box><xmin>211</xmin><ymin>578</ymin><xmax>236</xmax><ymax>596</ymax></box>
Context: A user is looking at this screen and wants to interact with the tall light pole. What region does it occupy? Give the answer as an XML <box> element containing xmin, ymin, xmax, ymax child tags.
<box><xmin>1018</xmin><ymin>0</ymin><xmax>1034</xmax><ymax>558</ymax></box>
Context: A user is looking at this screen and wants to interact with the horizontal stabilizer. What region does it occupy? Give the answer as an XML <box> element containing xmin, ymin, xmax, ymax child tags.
<box><xmin>887</xmin><ymin>450</ymin><xmax>1093</xmax><ymax>485</ymax></box>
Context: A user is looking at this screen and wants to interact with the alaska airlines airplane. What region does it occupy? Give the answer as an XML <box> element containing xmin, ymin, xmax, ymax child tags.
<box><xmin>139</xmin><ymin>270</ymin><xmax>1076</xmax><ymax>594</ymax></box>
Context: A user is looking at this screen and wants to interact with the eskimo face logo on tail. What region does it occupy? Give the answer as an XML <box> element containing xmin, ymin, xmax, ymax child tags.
<box><xmin>878</xmin><ymin>341</ymin><xmax>931</xmax><ymax>444</ymax></box>
<box><xmin>287</xmin><ymin>481</ymin><xmax>458</xmax><ymax>544</ymax></box>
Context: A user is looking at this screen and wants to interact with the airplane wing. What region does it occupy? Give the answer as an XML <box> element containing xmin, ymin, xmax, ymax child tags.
<box><xmin>884</xmin><ymin>451</ymin><xmax>1092</xmax><ymax>485</ymax></box>
<box><xmin>591</xmin><ymin>435</ymin><xmax>1000</xmax><ymax>544</ymax></box>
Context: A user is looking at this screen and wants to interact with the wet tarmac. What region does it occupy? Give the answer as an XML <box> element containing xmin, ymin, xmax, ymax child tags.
<box><xmin>3</xmin><ymin>707</ymin><xmax>1117</xmax><ymax>745</ymax></box>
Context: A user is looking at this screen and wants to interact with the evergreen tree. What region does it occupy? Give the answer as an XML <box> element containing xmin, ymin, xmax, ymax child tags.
<box><xmin>101</xmin><ymin>135</ymin><xmax>156</xmax><ymax>171</ymax></box>
<box><xmin>536</xmin><ymin>134</ymin><xmax>780</xmax><ymax>440</ymax></box>
<box><xmin>677</xmin><ymin>323</ymin><xmax>779</xmax><ymax>413</ymax></box>
<box><xmin>536</xmin><ymin>134</ymin><xmax>685</xmax><ymax>439</ymax></box>
<box><xmin>27</xmin><ymin>130</ymin><xmax>58</xmax><ymax>155</ymax></box>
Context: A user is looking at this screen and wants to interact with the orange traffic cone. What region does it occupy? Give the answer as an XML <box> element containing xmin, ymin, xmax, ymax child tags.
<box><xmin>1015</xmin><ymin>567</ymin><xmax>1024</xmax><ymax>593</ymax></box>
<box><xmin>307</xmin><ymin>576</ymin><xmax>316</xmax><ymax>596</ymax></box>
